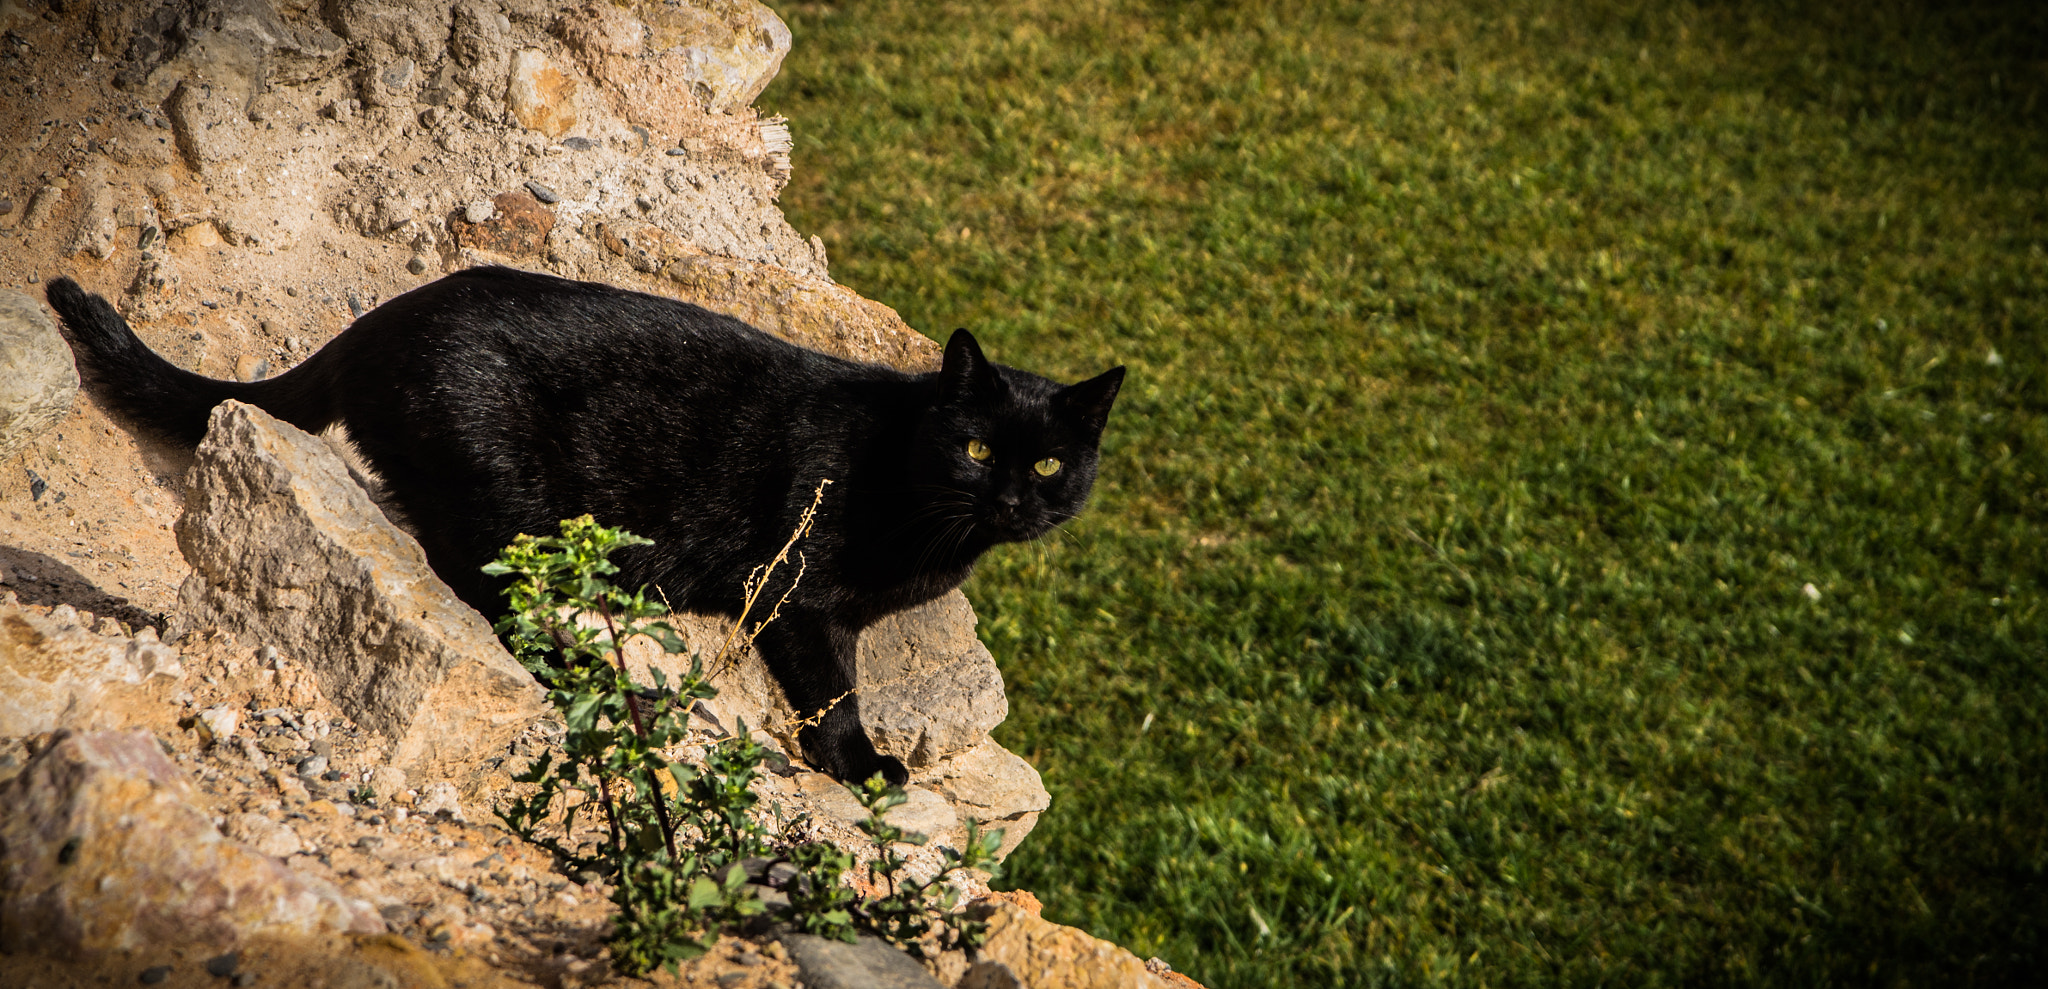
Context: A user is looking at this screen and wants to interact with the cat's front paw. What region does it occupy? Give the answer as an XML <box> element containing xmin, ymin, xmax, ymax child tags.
<box><xmin>802</xmin><ymin>727</ymin><xmax>908</xmax><ymax>786</ymax></box>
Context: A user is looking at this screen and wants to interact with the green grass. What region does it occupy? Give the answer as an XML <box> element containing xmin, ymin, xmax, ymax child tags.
<box><xmin>761</xmin><ymin>1</ymin><xmax>2048</xmax><ymax>984</ymax></box>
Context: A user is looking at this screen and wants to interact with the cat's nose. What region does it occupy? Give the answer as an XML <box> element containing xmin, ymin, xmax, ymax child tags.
<box><xmin>996</xmin><ymin>491</ymin><xmax>1020</xmax><ymax>508</ymax></box>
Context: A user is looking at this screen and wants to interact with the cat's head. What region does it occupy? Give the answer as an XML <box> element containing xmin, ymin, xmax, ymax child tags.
<box><xmin>910</xmin><ymin>330</ymin><xmax>1124</xmax><ymax>545</ymax></box>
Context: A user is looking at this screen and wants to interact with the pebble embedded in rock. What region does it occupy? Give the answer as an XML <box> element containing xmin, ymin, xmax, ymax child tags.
<box><xmin>204</xmin><ymin>951</ymin><xmax>239</xmax><ymax>977</ymax></box>
<box><xmin>139</xmin><ymin>965</ymin><xmax>171</xmax><ymax>984</ymax></box>
<box><xmin>522</xmin><ymin>180</ymin><xmax>559</xmax><ymax>204</ymax></box>
<box><xmin>560</xmin><ymin>136</ymin><xmax>595</xmax><ymax>150</ymax></box>
<box><xmin>463</xmin><ymin>200</ymin><xmax>495</xmax><ymax>223</ymax></box>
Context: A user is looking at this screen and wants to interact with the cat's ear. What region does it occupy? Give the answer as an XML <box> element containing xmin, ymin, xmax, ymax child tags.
<box><xmin>941</xmin><ymin>329</ymin><xmax>1000</xmax><ymax>401</ymax></box>
<box><xmin>1060</xmin><ymin>365</ymin><xmax>1126</xmax><ymax>434</ymax></box>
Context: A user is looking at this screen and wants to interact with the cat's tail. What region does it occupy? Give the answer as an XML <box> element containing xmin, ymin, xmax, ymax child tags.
<box><xmin>44</xmin><ymin>278</ymin><xmax>339</xmax><ymax>447</ymax></box>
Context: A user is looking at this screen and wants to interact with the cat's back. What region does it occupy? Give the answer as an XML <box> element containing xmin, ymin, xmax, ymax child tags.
<box><xmin>357</xmin><ymin>266</ymin><xmax>791</xmax><ymax>364</ymax></box>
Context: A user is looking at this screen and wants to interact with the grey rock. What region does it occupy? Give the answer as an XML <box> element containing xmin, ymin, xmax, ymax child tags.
<box><xmin>774</xmin><ymin>932</ymin><xmax>944</xmax><ymax>989</ymax></box>
<box><xmin>0</xmin><ymin>290</ymin><xmax>80</xmax><ymax>460</ymax></box>
<box><xmin>857</xmin><ymin>593</ymin><xmax>1008</xmax><ymax>768</ymax></box>
<box><xmin>522</xmin><ymin>179</ymin><xmax>560</xmax><ymax>204</ymax></box>
<box><xmin>174</xmin><ymin>402</ymin><xmax>548</xmax><ymax>784</ymax></box>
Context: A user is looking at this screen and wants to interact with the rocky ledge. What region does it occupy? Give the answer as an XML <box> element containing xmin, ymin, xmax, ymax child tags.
<box><xmin>0</xmin><ymin>1</ymin><xmax>1204</xmax><ymax>987</ymax></box>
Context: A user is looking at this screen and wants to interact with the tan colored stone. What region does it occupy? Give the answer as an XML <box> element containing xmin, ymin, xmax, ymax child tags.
<box><xmin>0</xmin><ymin>604</ymin><xmax>183</xmax><ymax>738</ymax></box>
<box><xmin>0</xmin><ymin>290</ymin><xmax>80</xmax><ymax>460</ymax></box>
<box><xmin>597</xmin><ymin>218</ymin><xmax>696</xmax><ymax>273</ymax></box>
<box><xmin>0</xmin><ymin>730</ymin><xmax>383</xmax><ymax>957</ymax></box>
<box><xmin>961</xmin><ymin>900</ymin><xmax>1172</xmax><ymax>989</ymax></box>
<box><xmin>559</xmin><ymin>0</ymin><xmax>791</xmax><ymax>132</ymax></box>
<box><xmin>858</xmin><ymin>592</ymin><xmax>1009</xmax><ymax>767</ymax></box>
<box><xmin>665</xmin><ymin>253</ymin><xmax>941</xmax><ymax>371</ymax></box>
<box><xmin>175</xmin><ymin>401</ymin><xmax>548</xmax><ymax>784</ymax></box>
<box><xmin>927</xmin><ymin>740</ymin><xmax>1049</xmax><ymax>860</ymax></box>
<box><xmin>451</xmin><ymin>190</ymin><xmax>556</xmax><ymax>258</ymax></box>
<box><xmin>506</xmin><ymin>49</ymin><xmax>578</xmax><ymax>138</ymax></box>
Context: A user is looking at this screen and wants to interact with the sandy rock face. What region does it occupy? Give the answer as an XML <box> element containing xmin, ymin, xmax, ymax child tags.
<box><xmin>960</xmin><ymin>900</ymin><xmax>1174</xmax><ymax>989</ymax></box>
<box><xmin>666</xmin><ymin>254</ymin><xmax>942</xmax><ymax>371</ymax></box>
<box><xmin>0</xmin><ymin>291</ymin><xmax>79</xmax><ymax>460</ymax></box>
<box><xmin>174</xmin><ymin>401</ymin><xmax>548</xmax><ymax>783</ymax></box>
<box><xmin>0</xmin><ymin>729</ymin><xmax>384</xmax><ymax>956</ymax></box>
<box><xmin>0</xmin><ymin>603</ymin><xmax>183</xmax><ymax>737</ymax></box>
<box><xmin>560</xmin><ymin>0</ymin><xmax>792</xmax><ymax>124</ymax></box>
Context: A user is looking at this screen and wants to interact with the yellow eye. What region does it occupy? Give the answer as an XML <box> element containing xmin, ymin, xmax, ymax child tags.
<box><xmin>967</xmin><ymin>438</ymin><xmax>992</xmax><ymax>461</ymax></box>
<box><xmin>1034</xmin><ymin>457</ymin><xmax>1062</xmax><ymax>477</ymax></box>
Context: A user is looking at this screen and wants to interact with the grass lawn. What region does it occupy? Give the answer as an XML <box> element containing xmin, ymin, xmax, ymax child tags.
<box><xmin>762</xmin><ymin>1</ymin><xmax>2047</xmax><ymax>984</ymax></box>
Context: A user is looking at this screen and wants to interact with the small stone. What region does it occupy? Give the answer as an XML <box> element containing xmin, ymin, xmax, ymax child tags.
<box><xmin>522</xmin><ymin>180</ymin><xmax>559</xmax><ymax>204</ymax></box>
<box><xmin>196</xmin><ymin>707</ymin><xmax>239</xmax><ymax>745</ymax></box>
<box><xmin>0</xmin><ymin>200</ymin><xmax>13</xmax><ymax>214</ymax></box>
<box><xmin>140</xmin><ymin>965</ymin><xmax>172</xmax><ymax>984</ymax></box>
<box><xmin>407</xmin><ymin>255</ymin><xmax>428</xmax><ymax>274</ymax></box>
<box><xmin>204</xmin><ymin>951</ymin><xmax>239</xmax><ymax>977</ymax></box>
<box><xmin>233</xmin><ymin>973</ymin><xmax>257</xmax><ymax>987</ymax></box>
<box><xmin>296</xmin><ymin>755</ymin><xmax>328</xmax><ymax>777</ymax></box>
<box><xmin>664</xmin><ymin>147</ymin><xmax>687</xmax><ymax>157</ymax></box>
<box><xmin>463</xmin><ymin>200</ymin><xmax>495</xmax><ymax>223</ymax></box>
<box><xmin>416</xmin><ymin>781</ymin><xmax>463</xmax><ymax>820</ymax></box>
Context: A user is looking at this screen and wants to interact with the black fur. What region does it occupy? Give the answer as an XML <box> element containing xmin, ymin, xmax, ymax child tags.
<box><xmin>45</xmin><ymin>267</ymin><xmax>1123</xmax><ymax>785</ymax></box>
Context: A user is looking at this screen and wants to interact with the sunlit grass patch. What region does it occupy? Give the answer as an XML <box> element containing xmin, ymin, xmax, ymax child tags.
<box><xmin>766</xmin><ymin>1</ymin><xmax>2047</xmax><ymax>984</ymax></box>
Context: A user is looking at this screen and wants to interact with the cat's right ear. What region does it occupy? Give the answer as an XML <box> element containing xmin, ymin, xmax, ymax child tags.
<box><xmin>941</xmin><ymin>329</ymin><xmax>999</xmax><ymax>401</ymax></box>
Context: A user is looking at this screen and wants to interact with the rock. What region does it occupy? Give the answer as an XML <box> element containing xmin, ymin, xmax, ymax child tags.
<box><xmin>925</xmin><ymin>741</ymin><xmax>1049</xmax><ymax>861</ymax></box>
<box><xmin>174</xmin><ymin>401</ymin><xmax>548</xmax><ymax>784</ymax></box>
<box><xmin>960</xmin><ymin>900</ymin><xmax>1171</xmax><ymax>989</ymax></box>
<box><xmin>323</xmin><ymin>0</ymin><xmax>457</xmax><ymax>64</ymax></box>
<box><xmin>0</xmin><ymin>603</ymin><xmax>184</xmax><ymax>737</ymax></box>
<box><xmin>506</xmin><ymin>49</ymin><xmax>578</xmax><ymax>139</ymax></box>
<box><xmin>791</xmin><ymin>773</ymin><xmax>958</xmax><ymax>841</ymax></box>
<box><xmin>364</xmin><ymin>765</ymin><xmax>408</xmax><ymax>803</ymax></box>
<box><xmin>165</xmin><ymin>78</ymin><xmax>252</xmax><ymax>176</ymax></box>
<box><xmin>0</xmin><ymin>730</ymin><xmax>383</xmax><ymax>957</ymax></box>
<box><xmin>415</xmin><ymin>781</ymin><xmax>463</xmax><ymax>820</ymax></box>
<box><xmin>559</xmin><ymin>0</ymin><xmax>791</xmax><ymax>127</ymax></box>
<box><xmin>522</xmin><ymin>179</ymin><xmax>560</xmax><ymax>204</ymax></box>
<box><xmin>196</xmin><ymin>706</ymin><xmax>239</xmax><ymax>745</ymax></box>
<box><xmin>0</xmin><ymin>290</ymin><xmax>80</xmax><ymax>460</ymax></box>
<box><xmin>20</xmin><ymin>184</ymin><xmax>61</xmax><ymax>232</ymax></box>
<box><xmin>450</xmin><ymin>191</ymin><xmax>554</xmax><ymax>258</ymax></box>
<box><xmin>857</xmin><ymin>593</ymin><xmax>1009</xmax><ymax>767</ymax></box>
<box><xmin>597</xmin><ymin>218</ymin><xmax>692</xmax><ymax>273</ymax></box>
<box><xmin>65</xmin><ymin>168</ymin><xmax>118</xmax><ymax>260</ymax></box>
<box><xmin>775</xmin><ymin>931</ymin><xmax>946</xmax><ymax>989</ymax></box>
<box><xmin>664</xmin><ymin>254</ymin><xmax>941</xmax><ymax>371</ymax></box>
<box><xmin>226</xmin><ymin>812</ymin><xmax>304</xmax><ymax>858</ymax></box>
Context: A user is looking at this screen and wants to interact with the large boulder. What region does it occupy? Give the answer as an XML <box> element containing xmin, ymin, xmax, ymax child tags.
<box><xmin>0</xmin><ymin>290</ymin><xmax>79</xmax><ymax>460</ymax></box>
<box><xmin>174</xmin><ymin>401</ymin><xmax>548</xmax><ymax>783</ymax></box>
<box><xmin>0</xmin><ymin>729</ymin><xmax>384</xmax><ymax>956</ymax></box>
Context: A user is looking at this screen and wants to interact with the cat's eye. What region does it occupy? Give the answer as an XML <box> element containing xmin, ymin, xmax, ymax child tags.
<box><xmin>1034</xmin><ymin>457</ymin><xmax>1062</xmax><ymax>477</ymax></box>
<box><xmin>967</xmin><ymin>438</ymin><xmax>992</xmax><ymax>462</ymax></box>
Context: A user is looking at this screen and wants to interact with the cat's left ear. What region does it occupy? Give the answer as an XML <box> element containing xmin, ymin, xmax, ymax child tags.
<box><xmin>1060</xmin><ymin>365</ymin><xmax>1126</xmax><ymax>434</ymax></box>
<box><xmin>941</xmin><ymin>329</ymin><xmax>1001</xmax><ymax>401</ymax></box>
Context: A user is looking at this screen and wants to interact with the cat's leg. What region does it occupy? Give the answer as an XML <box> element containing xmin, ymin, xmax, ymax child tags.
<box><xmin>751</xmin><ymin>610</ymin><xmax>908</xmax><ymax>786</ymax></box>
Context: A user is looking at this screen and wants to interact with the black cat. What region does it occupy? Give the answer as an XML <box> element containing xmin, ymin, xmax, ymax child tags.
<box><xmin>45</xmin><ymin>266</ymin><xmax>1123</xmax><ymax>785</ymax></box>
